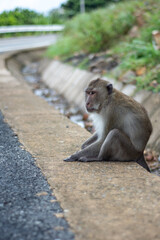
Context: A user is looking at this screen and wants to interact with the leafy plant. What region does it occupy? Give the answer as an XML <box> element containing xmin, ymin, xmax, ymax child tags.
<box><xmin>136</xmin><ymin>70</ymin><xmax>160</xmax><ymax>93</ymax></box>
<box><xmin>47</xmin><ymin>0</ymin><xmax>160</xmax><ymax>92</ymax></box>
<box><xmin>0</xmin><ymin>8</ymin><xmax>49</xmax><ymax>26</ymax></box>
<box><xmin>48</xmin><ymin>0</ymin><xmax>141</xmax><ymax>57</ymax></box>
<box><xmin>118</xmin><ymin>40</ymin><xmax>160</xmax><ymax>70</ymax></box>
<box><xmin>47</xmin><ymin>36</ymin><xmax>82</xmax><ymax>58</ymax></box>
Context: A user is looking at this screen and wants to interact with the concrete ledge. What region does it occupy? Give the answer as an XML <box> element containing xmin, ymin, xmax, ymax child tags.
<box><xmin>1</xmin><ymin>53</ymin><xmax>160</xmax><ymax>240</ymax></box>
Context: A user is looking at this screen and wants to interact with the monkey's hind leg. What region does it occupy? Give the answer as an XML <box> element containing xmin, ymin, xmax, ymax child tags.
<box><xmin>136</xmin><ymin>154</ymin><xmax>150</xmax><ymax>172</ymax></box>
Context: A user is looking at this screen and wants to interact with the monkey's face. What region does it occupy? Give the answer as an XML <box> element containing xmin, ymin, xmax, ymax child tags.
<box><xmin>85</xmin><ymin>78</ymin><xmax>113</xmax><ymax>113</ymax></box>
<box><xmin>85</xmin><ymin>88</ymin><xmax>100</xmax><ymax>112</ymax></box>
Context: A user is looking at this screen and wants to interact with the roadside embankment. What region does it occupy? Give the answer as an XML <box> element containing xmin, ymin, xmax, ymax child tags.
<box><xmin>1</xmin><ymin>51</ymin><xmax>160</xmax><ymax>240</ymax></box>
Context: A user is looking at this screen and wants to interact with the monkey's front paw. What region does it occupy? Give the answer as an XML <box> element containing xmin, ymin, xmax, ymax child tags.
<box><xmin>78</xmin><ymin>156</ymin><xmax>89</xmax><ymax>162</ymax></box>
<box><xmin>64</xmin><ymin>155</ymin><xmax>78</xmax><ymax>162</ymax></box>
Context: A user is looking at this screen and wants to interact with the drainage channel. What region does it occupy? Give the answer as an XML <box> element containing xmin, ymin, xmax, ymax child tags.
<box><xmin>21</xmin><ymin>61</ymin><xmax>92</xmax><ymax>132</ymax></box>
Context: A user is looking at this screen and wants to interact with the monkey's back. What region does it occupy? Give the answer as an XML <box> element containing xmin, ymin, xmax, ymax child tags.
<box><xmin>110</xmin><ymin>89</ymin><xmax>152</xmax><ymax>151</ymax></box>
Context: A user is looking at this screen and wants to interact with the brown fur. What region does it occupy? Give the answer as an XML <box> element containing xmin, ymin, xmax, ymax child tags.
<box><xmin>64</xmin><ymin>78</ymin><xmax>152</xmax><ymax>172</ymax></box>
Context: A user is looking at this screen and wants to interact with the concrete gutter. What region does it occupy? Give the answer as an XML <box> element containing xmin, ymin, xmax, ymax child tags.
<box><xmin>1</xmin><ymin>52</ymin><xmax>160</xmax><ymax>240</ymax></box>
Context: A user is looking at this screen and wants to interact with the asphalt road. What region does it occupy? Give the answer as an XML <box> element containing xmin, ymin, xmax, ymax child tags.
<box><xmin>0</xmin><ymin>34</ymin><xmax>58</xmax><ymax>53</ymax></box>
<box><xmin>0</xmin><ymin>111</ymin><xmax>74</xmax><ymax>240</ymax></box>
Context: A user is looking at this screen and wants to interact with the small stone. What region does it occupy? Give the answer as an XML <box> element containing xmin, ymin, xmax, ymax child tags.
<box><xmin>111</xmin><ymin>66</ymin><xmax>123</xmax><ymax>79</ymax></box>
<box><xmin>36</xmin><ymin>191</ymin><xmax>48</xmax><ymax>196</ymax></box>
<box><xmin>50</xmin><ymin>199</ymin><xmax>57</xmax><ymax>203</ymax></box>
<box><xmin>114</xmin><ymin>81</ymin><xmax>123</xmax><ymax>91</ymax></box>
<box><xmin>150</xmin><ymin>80</ymin><xmax>158</xmax><ymax>88</ymax></box>
<box><xmin>83</xmin><ymin>113</ymin><xmax>89</xmax><ymax>121</ymax></box>
<box><xmin>121</xmin><ymin>84</ymin><xmax>136</xmax><ymax>96</ymax></box>
<box><xmin>135</xmin><ymin>10</ymin><xmax>145</xmax><ymax>27</ymax></box>
<box><xmin>144</xmin><ymin>148</ymin><xmax>159</xmax><ymax>170</ymax></box>
<box><xmin>64</xmin><ymin>209</ymin><xmax>69</xmax><ymax>213</ymax></box>
<box><xmin>148</xmin><ymin>161</ymin><xmax>159</xmax><ymax>170</ymax></box>
<box><xmin>85</xmin><ymin>121</ymin><xmax>93</xmax><ymax>132</ymax></box>
<box><xmin>54</xmin><ymin>226</ymin><xmax>64</xmax><ymax>231</ymax></box>
<box><xmin>120</xmin><ymin>70</ymin><xmax>136</xmax><ymax>84</ymax></box>
<box><xmin>0</xmin><ymin>203</ymin><xmax>4</xmax><ymax>208</ymax></box>
<box><xmin>128</xmin><ymin>25</ymin><xmax>139</xmax><ymax>38</ymax></box>
<box><xmin>54</xmin><ymin>213</ymin><xmax>64</xmax><ymax>218</ymax></box>
<box><xmin>145</xmin><ymin>153</ymin><xmax>153</xmax><ymax>162</ymax></box>
<box><xmin>152</xmin><ymin>30</ymin><xmax>160</xmax><ymax>50</ymax></box>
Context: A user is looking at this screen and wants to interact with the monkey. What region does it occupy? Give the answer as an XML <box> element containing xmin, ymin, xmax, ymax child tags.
<box><xmin>64</xmin><ymin>78</ymin><xmax>152</xmax><ymax>172</ymax></box>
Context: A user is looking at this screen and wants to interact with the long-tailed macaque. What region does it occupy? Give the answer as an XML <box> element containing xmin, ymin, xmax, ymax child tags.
<box><xmin>64</xmin><ymin>78</ymin><xmax>152</xmax><ymax>172</ymax></box>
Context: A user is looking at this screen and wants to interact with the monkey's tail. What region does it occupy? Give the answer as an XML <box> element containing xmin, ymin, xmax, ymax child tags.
<box><xmin>136</xmin><ymin>154</ymin><xmax>151</xmax><ymax>173</ymax></box>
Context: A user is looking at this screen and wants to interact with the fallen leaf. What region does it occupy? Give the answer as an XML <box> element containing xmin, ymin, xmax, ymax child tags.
<box><xmin>136</xmin><ymin>67</ymin><xmax>146</xmax><ymax>76</ymax></box>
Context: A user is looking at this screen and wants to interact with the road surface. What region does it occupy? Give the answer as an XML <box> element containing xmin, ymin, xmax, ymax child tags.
<box><xmin>0</xmin><ymin>34</ymin><xmax>58</xmax><ymax>53</ymax></box>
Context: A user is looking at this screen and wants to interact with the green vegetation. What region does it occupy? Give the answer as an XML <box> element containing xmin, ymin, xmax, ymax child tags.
<box><xmin>48</xmin><ymin>9</ymin><xmax>65</xmax><ymax>24</ymax></box>
<box><xmin>112</xmin><ymin>0</ymin><xmax>160</xmax><ymax>92</ymax></box>
<box><xmin>0</xmin><ymin>7</ymin><xmax>65</xmax><ymax>27</ymax></box>
<box><xmin>47</xmin><ymin>0</ymin><xmax>160</xmax><ymax>92</ymax></box>
<box><xmin>47</xmin><ymin>1</ymin><xmax>142</xmax><ymax>57</ymax></box>
<box><xmin>0</xmin><ymin>8</ymin><xmax>48</xmax><ymax>26</ymax></box>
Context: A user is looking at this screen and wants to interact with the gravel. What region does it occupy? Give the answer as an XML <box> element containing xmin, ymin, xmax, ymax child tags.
<box><xmin>0</xmin><ymin>111</ymin><xmax>74</xmax><ymax>240</ymax></box>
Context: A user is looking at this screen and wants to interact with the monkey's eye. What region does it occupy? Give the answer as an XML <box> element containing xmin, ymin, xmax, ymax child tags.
<box><xmin>89</xmin><ymin>91</ymin><xmax>96</xmax><ymax>95</ymax></box>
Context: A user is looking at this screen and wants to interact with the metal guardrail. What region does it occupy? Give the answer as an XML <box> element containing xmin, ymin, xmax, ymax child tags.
<box><xmin>0</xmin><ymin>25</ymin><xmax>64</xmax><ymax>33</ymax></box>
<box><xmin>0</xmin><ymin>34</ymin><xmax>58</xmax><ymax>53</ymax></box>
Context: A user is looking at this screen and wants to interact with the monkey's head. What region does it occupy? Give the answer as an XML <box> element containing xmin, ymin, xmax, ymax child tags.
<box><xmin>85</xmin><ymin>78</ymin><xmax>113</xmax><ymax>113</ymax></box>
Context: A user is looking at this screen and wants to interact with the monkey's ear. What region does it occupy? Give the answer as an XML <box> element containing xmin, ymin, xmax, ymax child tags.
<box><xmin>106</xmin><ymin>83</ymin><xmax>113</xmax><ymax>95</ymax></box>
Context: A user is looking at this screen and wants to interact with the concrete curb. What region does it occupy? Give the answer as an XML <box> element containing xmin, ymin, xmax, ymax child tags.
<box><xmin>1</xmin><ymin>52</ymin><xmax>160</xmax><ymax>240</ymax></box>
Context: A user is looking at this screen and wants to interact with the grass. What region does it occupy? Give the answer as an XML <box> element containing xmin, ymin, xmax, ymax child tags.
<box><xmin>47</xmin><ymin>0</ymin><xmax>140</xmax><ymax>58</ymax></box>
<box><xmin>111</xmin><ymin>0</ymin><xmax>160</xmax><ymax>92</ymax></box>
<box><xmin>114</xmin><ymin>40</ymin><xmax>160</xmax><ymax>71</ymax></box>
<box><xmin>47</xmin><ymin>0</ymin><xmax>160</xmax><ymax>92</ymax></box>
